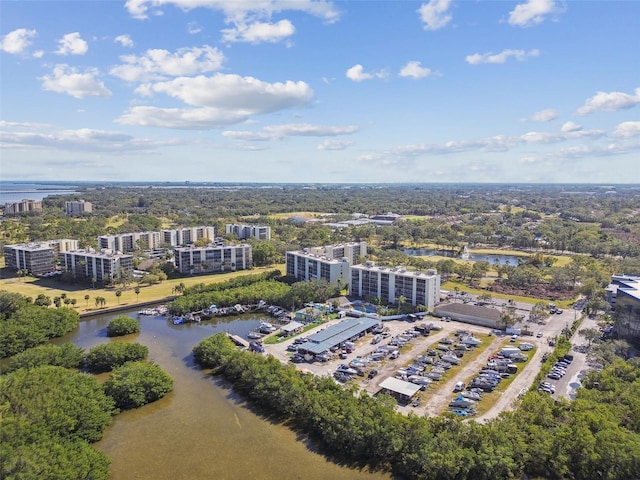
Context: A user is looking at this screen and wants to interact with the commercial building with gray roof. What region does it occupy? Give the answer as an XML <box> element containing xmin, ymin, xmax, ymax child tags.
<box><xmin>299</xmin><ymin>317</ymin><xmax>380</xmax><ymax>355</ymax></box>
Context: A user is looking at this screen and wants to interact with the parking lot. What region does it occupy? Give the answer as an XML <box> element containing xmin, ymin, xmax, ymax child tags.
<box><xmin>264</xmin><ymin>311</ymin><xmax>560</xmax><ymax>420</ymax></box>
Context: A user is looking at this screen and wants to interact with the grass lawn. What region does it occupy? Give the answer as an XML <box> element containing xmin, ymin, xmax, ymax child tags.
<box><xmin>0</xmin><ymin>264</ymin><xmax>285</xmax><ymax>315</ymax></box>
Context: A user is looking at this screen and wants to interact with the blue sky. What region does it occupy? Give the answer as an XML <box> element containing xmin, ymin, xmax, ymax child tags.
<box><xmin>1</xmin><ymin>0</ymin><xmax>639</xmax><ymax>183</ymax></box>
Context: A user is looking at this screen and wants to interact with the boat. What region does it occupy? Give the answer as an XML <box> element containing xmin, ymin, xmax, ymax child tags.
<box><xmin>259</xmin><ymin>321</ymin><xmax>277</xmax><ymax>333</ymax></box>
<box><xmin>172</xmin><ymin>317</ymin><xmax>184</xmax><ymax>325</ymax></box>
<box><xmin>247</xmin><ymin>331</ymin><xmax>263</xmax><ymax>339</ymax></box>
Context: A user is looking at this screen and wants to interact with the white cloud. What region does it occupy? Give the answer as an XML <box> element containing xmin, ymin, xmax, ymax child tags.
<box><xmin>346</xmin><ymin>64</ymin><xmax>387</xmax><ymax>82</ymax></box>
<box><xmin>613</xmin><ymin>121</ymin><xmax>640</xmax><ymax>138</ymax></box>
<box><xmin>221</xmin><ymin>19</ymin><xmax>295</xmax><ymax>44</ymax></box>
<box><xmin>0</xmin><ymin>28</ymin><xmax>37</xmax><ymax>55</ymax></box>
<box><xmin>508</xmin><ymin>0</ymin><xmax>562</xmax><ymax>27</ymax></box>
<box><xmin>526</xmin><ymin>108</ymin><xmax>557</xmax><ymax>122</ymax></box>
<box><xmin>125</xmin><ymin>0</ymin><xmax>340</xmax><ymax>23</ymax></box>
<box><xmin>223</xmin><ymin>123</ymin><xmax>359</xmax><ymax>141</ymax></box>
<box><xmin>0</xmin><ymin>126</ymin><xmax>184</xmax><ymax>152</ymax></box>
<box><xmin>187</xmin><ymin>21</ymin><xmax>202</xmax><ymax>34</ymax></box>
<box><xmin>561</xmin><ymin>121</ymin><xmax>581</xmax><ymax>132</ymax></box>
<box><xmin>115</xmin><ymin>34</ymin><xmax>134</xmax><ymax>48</ymax></box>
<box><xmin>41</xmin><ymin>65</ymin><xmax>111</xmax><ymax>99</ymax></box>
<box><xmin>33</xmin><ymin>50</ymin><xmax>44</xmax><ymax>58</ymax></box>
<box><xmin>55</xmin><ymin>32</ymin><xmax>88</xmax><ymax>56</ymax></box>
<box><xmin>576</xmin><ymin>88</ymin><xmax>640</xmax><ymax>115</ymax></box>
<box><xmin>117</xmin><ymin>73</ymin><xmax>314</xmax><ymax>129</ymax></box>
<box><xmin>317</xmin><ymin>139</ymin><xmax>353</xmax><ymax>150</ymax></box>
<box><xmin>110</xmin><ymin>45</ymin><xmax>225</xmax><ymax>82</ymax></box>
<box><xmin>466</xmin><ymin>48</ymin><xmax>540</xmax><ymax>65</ymax></box>
<box><xmin>399</xmin><ymin>61</ymin><xmax>433</xmax><ymax>79</ymax></box>
<box><xmin>418</xmin><ymin>0</ymin><xmax>452</xmax><ymax>31</ymax></box>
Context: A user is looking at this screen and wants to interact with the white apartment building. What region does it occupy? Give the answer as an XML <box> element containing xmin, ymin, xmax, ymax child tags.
<box><xmin>162</xmin><ymin>226</ymin><xmax>215</xmax><ymax>247</ymax></box>
<box><xmin>285</xmin><ymin>250</ymin><xmax>351</xmax><ymax>285</ymax></box>
<box><xmin>350</xmin><ymin>262</ymin><xmax>441</xmax><ymax>308</ymax></box>
<box><xmin>60</xmin><ymin>249</ymin><xmax>134</xmax><ymax>283</ymax></box>
<box><xmin>65</xmin><ymin>200</ymin><xmax>93</xmax><ymax>215</ymax></box>
<box><xmin>307</xmin><ymin>241</ymin><xmax>367</xmax><ymax>265</ymax></box>
<box><xmin>225</xmin><ymin>224</ymin><xmax>271</xmax><ymax>240</ymax></box>
<box><xmin>173</xmin><ymin>243</ymin><xmax>252</xmax><ymax>274</ymax></box>
<box><xmin>98</xmin><ymin>231</ymin><xmax>162</xmax><ymax>253</ymax></box>
<box><xmin>3</xmin><ymin>239</ymin><xmax>79</xmax><ymax>275</ymax></box>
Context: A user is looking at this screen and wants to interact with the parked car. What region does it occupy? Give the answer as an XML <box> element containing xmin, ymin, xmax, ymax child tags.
<box><xmin>536</xmin><ymin>332</ymin><xmax>543</xmax><ymax>338</ymax></box>
<box><xmin>368</xmin><ymin>369</ymin><xmax>379</xmax><ymax>379</ymax></box>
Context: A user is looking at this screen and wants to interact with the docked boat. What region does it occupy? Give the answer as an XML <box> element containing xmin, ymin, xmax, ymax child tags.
<box><xmin>259</xmin><ymin>321</ymin><xmax>277</xmax><ymax>333</ymax></box>
<box><xmin>247</xmin><ymin>331</ymin><xmax>263</xmax><ymax>339</ymax></box>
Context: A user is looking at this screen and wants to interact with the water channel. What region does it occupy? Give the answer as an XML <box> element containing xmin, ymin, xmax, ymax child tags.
<box><xmin>50</xmin><ymin>309</ymin><xmax>391</xmax><ymax>480</ymax></box>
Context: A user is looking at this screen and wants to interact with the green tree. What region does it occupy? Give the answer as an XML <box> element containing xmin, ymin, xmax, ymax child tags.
<box><xmin>103</xmin><ymin>362</ymin><xmax>174</xmax><ymax>410</ymax></box>
<box><xmin>85</xmin><ymin>342</ymin><xmax>148</xmax><ymax>373</ymax></box>
<box><xmin>579</xmin><ymin>327</ymin><xmax>601</xmax><ymax>348</ymax></box>
<box><xmin>5</xmin><ymin>343</ymin><xmax>85</xmax><ymax>373</ymax></box>
<box><xmin>84</xmin><ymin>294</ymin><xmax>90</xmax><ymax>306</ymax></box>
<box><xmin>134</xmin><ymin>286</ymin><xmax>140</xmax><ymax>302</ymax></box>
<box><xmin>115</xmin><ymin>289</ymin><xmax>122</xmax><ymax>304</ymax></box>
<box><xmin>106</xmin><ymin>316</ymin><xmax>140</xmax><ymax>337</ymax></box>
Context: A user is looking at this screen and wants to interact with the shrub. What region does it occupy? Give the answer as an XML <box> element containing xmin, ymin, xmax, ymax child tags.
<box><xmin>85</xmin><ymin>342</ymin><xmax>148</xmax><ymax>373</ymax></box>
<box><xmin>103</xmin><ymin>362</ymin><xmax>174</xmax><ymax>409</ymax></box>
<box><xmin>5</xmin><ymin>343</ymin><xmax>85</xmax><ymax>373</ymax></box>
<box><xmin>106</xmin><ymin>315</ymin><xmax>140</xmax><ymax>337</ymax></box>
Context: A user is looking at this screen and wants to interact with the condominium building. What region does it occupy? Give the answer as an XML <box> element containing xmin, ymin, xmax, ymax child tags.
<box><xmin>4</xmin><ymin>199</ymin><xmax>42</xmax><ymax>214</ymax></box>
<box><xmin>98</xmin><ymin>231</ymin><xmax>162</xmax><ymax>253</ymax></box>
<box><xmin>285</xmin><ymin>250</ymin><xmax>351</xmax><ymax>285</ymax></box>
<box><xmin>65</xmin><ymin>200</ymin><xmax>93</xmax><ymax>215</ymax></box>
<box><xmin>173</xmin><ymin>243</ymin><xmax>252</xmax><ymax>274</ymax></box>
<box><xmin>350</xmin><ymin>262</ymin><xmax>441</xmax><ymax>308</ymax></box>
<box><xmin>3</xmin><ymin>239</ymin><xmax>79</xmax><ymax>275</ymax></box>
<box><xmin>162</xmin><ymin>226</ymin><xmax>215</xmax><ymax>246</ymax></box>
<box><xmin>225</xmin><ymin>224</ymin><xmax>271</xmax><ymax>240</ymax></box>
<box><xmin>307</xmin><ymin>241</ymin><xmax>367</xmax><ymax>265</ymax></box>
<box><xmin>607</xmin><ymin>274</ymin><xmax>640</xmax><ymax>342</ymax></box>
<box><xmin>60</xmin><ymin>249</ymin><xmax>134</xmax><ymax>283</ymax></box>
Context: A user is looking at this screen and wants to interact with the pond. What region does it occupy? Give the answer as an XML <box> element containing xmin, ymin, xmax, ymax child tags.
<box><xmin>50</xmin><ymin>309</ymin><xmax>391</xmax><ymax>480</ymax></box>
<box><xmin>403</xmin><ymin>248</ymin><xmax>525</xmax><ymax>266</ymax></box>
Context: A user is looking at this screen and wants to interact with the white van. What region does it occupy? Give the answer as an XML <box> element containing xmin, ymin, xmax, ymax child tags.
<box><xmin>454</xmin><ymin>381</ymin><xmax>465</xmax><ymax>392</ymax></box>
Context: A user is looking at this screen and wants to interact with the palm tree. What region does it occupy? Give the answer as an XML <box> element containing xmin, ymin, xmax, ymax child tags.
<box><xmin>115</xmin><ymin>289</ymin><xmax>122</xmax><ymax>304</ymax></box>
<box><xmin>134</xmin><ymin>286</ymin><xmax>140</xmax><ymax>302</ymax></box>
<box><xmin>91</xmin><ymin>276</ymin><xmax>97</xmax><ymax>289</ymax></box>
<box><xmin>84</xmin><ymin>294</ymin><xmax>90</xmax><ymax>306</ymax></box>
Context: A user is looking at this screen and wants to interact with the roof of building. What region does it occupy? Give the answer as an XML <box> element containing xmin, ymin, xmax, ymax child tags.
<box><xmin>302</xmin><ymin>317</ymin><xmax>380</xmax><ymax>354</ymax></box>
<box><xmin>378</xmin><ymin>377</ymin><xmax>422</xmax><ymax>398</ymax></box>
<box><xmin>282</xmin><ymin>321</ymin><xmax>304</xmax><ymax>333</ymax></box>
<box><xmin>434</xmin><ymin>302</ymin><xmax>502</xmax><ymax>322</ymax></box>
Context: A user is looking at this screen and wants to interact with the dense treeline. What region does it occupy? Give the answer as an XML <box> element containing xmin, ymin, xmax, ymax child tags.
<box><xmin>3</xmin><ymin>343</ymin><xmax>85</xmax><ymax>373</ymax></box>
<box><xmin>193</xmin><ymin>333</ymin><xmax>640</xmax><ymax>480</ymax></box>
<box><xmin>85</xmin><ymin>342</ymin><xmax>149</xmax><ymax>373</ymax></box>
<box><xmin>0</xmin><ymin>291</ymin><xmax>79</xmax><ymax>358</ymax></box>
<box><xmin>3</xmin><ymin>184</ymin><xmax>638</xmax><ymax>260</ymax></box>
<box><xmin>168</xmin><ymin>276</ymin><xmax>339</xmax><ymax>315</ymax></box>
<box><xmin>0</xmin><ymin>366</ymin><xmax>114</xmax><ymax>480</ymax></box>
<box><xmin>182</xmin><ymin>270</ymin><xmax>282</xmax><ymax>295</ymax></box>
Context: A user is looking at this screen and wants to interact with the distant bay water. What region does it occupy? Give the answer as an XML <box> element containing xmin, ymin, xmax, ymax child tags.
<box><xmin>0</xmin><ymin>181</ymin><xmax>79</xmax><ymax>204</ymax></box>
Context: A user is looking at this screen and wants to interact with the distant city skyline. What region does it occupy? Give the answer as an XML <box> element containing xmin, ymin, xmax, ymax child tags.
<box><xmin>1</xmin><ymin>1</ymin><xmax>639</xmax><ymax>183</ymax></box>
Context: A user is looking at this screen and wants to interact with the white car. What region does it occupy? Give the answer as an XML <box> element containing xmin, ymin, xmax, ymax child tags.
<box><xmin>536</xmin><ymin>332</ymin><xmax>543</xmax><ymax>338</ymax></box>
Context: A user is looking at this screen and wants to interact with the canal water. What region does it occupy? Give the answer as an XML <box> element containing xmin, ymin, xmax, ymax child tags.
<box><xmin>51</xmin><ymin>310</ymin><xmax>391</xmax><ymax>480</ymax></box>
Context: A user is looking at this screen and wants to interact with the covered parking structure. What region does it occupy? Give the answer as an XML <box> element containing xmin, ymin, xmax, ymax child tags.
<box><xmin>299</xmin><ymin>317</ymin><xmax>380</xmax><ymax>355</ymax></box>
<box><xmin>378</xmin><ymin>377</ymin><xmax>422</xmax><ymax>401</ymax></box>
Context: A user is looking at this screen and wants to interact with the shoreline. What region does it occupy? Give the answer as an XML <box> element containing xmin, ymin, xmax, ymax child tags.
<box><xmin>79</xmin><ymin>296</ymin><xmax>175</xmax><ymax>318</ymax></box>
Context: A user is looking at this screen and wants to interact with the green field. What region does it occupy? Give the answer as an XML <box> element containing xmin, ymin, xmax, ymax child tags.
<box><xmin>0</xmin><ymin>264</ymin><xmax>285</xmax><ymax>315</ymax></box>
